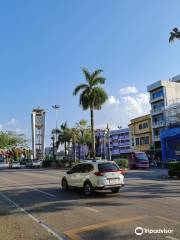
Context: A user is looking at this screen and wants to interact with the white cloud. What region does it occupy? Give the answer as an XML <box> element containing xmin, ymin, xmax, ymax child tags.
<box><xmin>123</xmin><ymin>93</ymin><xmax>149</xmax><ymax>115</ymax></box>
<box><xmin>95</xmin><ymin>87</ymin><xmax>150</xmax><ymax>129</ymax></box>
<box><xmin>108</xmin><ymin>96</ymin><xmax>120</xmax><ymax>104</ymax></box>
<box><xmin>0</xmin><ymin>124</ymin><xmax>2</xmax><ymax>131</ymax></box>
<box><xmin>119</xmin><ymin>86</ymin><xmax>138</xmax><ymax>95</ymax></box>
<box><xmin>5</xmin><ymin>118</ymin><xmax>17</xmax><ymax>126</ymax></box>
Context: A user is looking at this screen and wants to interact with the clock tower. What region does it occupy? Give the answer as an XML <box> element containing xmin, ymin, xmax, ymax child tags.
<box><xmin>31</xmin><ymin>108</ymin><xmax>46</xmax><ymax>160</ymax></box>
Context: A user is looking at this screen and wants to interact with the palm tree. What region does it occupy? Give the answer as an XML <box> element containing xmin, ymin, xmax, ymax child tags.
<box><xmin>73</xmin><ymin>68</ymin><xmax>108</xmax><ymax>158</ymax></box>
<box><xmin>169</xmin><ymin>28</ymin><xmax>180</xmax><ymax>42</ymax></box>
<box><xmin>57</xmin><ymin>122</ymin><xmax>72</xmax><ymax>156</ymax></box>
<box><xmin>76</xmin><ymin>119</ymin><xmax>91</xmax><ymax>159</ymax></box>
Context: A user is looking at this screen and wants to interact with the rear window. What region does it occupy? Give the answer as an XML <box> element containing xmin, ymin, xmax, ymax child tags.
<box><xmin>98</xmin><ymin>162</ymin><xmax>119</xmax><ymax>172</ymax></box>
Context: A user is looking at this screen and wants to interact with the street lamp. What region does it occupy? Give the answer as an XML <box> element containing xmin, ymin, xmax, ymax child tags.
<box><xmin>52</xmin><ymin>105</ymin><xmax>60</xmax><ymax>147</ymax></box>
<box><xmin>51</xmin><ymin>134</ymin><xmax>55</xmax><ymax>160</ymax></box>
<box><xmin>106</xmin><ymin>124</ymin><xmax>112</xmax><ymax>161</ymax></box>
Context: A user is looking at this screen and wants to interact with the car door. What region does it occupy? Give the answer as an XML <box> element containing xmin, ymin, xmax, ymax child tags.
<box><xmin>67</xmin><ymin>164</ymin><xmax>82</xmax><ymax>187</ymax></box>
<box><xmin>76</xmin><ymin>164</ymin><xmax>94</xmax><ymax>187</ymax></box>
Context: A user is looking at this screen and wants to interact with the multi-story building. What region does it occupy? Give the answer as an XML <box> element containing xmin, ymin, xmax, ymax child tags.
<box><xmin>128</xmin><ymin>114</ymin><xmax>152</xmax><ymax>152</ymax></box>
<box><xmin>96</xmin><ymin>128</ymin><xmax>131</xmax><ymax>159</ymax></box>
<box><xmin>147</xmin><ymin>75</ymin><xmax>180</xmax><ymax>150</ymax></box>
<box><xmin>160</xmin><ymin>103</ymin><xmax>180</xmax><ymax>162</ymax></box>
<box><xmin>110</xmin><ymin>128</ymin><xmax>131</xmax><ymax>157</ymax></box>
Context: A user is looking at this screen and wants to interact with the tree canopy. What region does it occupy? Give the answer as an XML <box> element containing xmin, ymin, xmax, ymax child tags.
<box><xmin>0</xmin><ymin>131</ymin><xmax>27</xmax><ymax>149</ymax></box>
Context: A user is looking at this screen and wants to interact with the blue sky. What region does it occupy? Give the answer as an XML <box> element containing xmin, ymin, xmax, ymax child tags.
<box><xmin>0</xmin><ymin>0</ymin><xmax>180</xmax><ymax>146</ymax></box>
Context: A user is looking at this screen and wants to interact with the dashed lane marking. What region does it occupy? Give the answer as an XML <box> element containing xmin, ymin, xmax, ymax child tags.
<box><xmin>84</xmin><ymin>207</ymin><xmax>99</xmax><ymax>213</ymax></box>
<box><xmin>26</xmin><ymin>186</ymin><xmax>57</xmax><ymax>198</ymax></box>
<box><xmin>0</xmin><ymin>175</ymin><xmax>57</xmax><ymax>198</ymax></box>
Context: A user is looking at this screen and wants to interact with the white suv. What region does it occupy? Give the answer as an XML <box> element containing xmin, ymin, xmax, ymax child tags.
<box><xmin>61</xmin><ymin>160</ymin><xmax>124</xmax><ymax>196</ymax></box>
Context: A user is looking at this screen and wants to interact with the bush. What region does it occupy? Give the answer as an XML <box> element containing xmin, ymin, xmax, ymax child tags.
<box><xmin>115</xmin><ymin>159</ymin><xmax>129</xmax><ymax>169</ymax></box>
<box><xmin>42</xmin><ymin>158</ymin><xmax>53</xmax><ymax>167</ymax></box>
<box><xmin>168</xmin><ymin>161</ymin><xmax>180</xmax><ymax>177</ymax></box>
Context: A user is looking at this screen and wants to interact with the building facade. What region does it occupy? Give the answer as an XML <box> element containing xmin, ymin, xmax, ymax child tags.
<box><xmin>147</xmin><ymin>75</ymin><xmax>180</xmax><ymax>150</ymax></box>
<box><xmin>129</xmin><ymin>114</ymin><xmax>152</xmax><ymax>152</ymax></box>
<box><xmin>31</xmin><ymin>108</ymin><xmax>46</xmax><ymax>160</ymax></box>
<box><xmin>96</xmin><ymin>128</ymin><xmax>131</xmax><ymax>159</ymax></box>
<box><xmin>160</xmin><ymin>103</ymin><xmax>180</xmax><ymax>162</ymax></box>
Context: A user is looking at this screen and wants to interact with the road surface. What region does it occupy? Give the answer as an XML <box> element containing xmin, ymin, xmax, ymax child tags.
<box><xmin>0</xmin><ymin>168</ymin><xmax>179</xmax><ymax>240</ymax></box>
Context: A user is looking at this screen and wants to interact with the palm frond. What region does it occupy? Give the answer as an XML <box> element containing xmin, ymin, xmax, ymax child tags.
<box><xmin>79</xmin><ymin>90</ymin><xmax>90</xmax><ymax>110</ymax></box>
<box><xmin>73</xmin><ymin>84</ymin><xmax>88</xmax><ymax>95</ymax></box>
<box><xmin>91</xmin><ymin>69</ymin><xmax>103</xmax><ymax>79</ymax></box>
<box><xmin>60</xmin><ymin>121</ymin><xmax>67</xmax><ymax>130</ymax></box>
<box><xmin>92</xmin><ymin>77</ymin><xmax>106</xmax><ymax>86</ymax></box>
<box><xmin>169</xmin><ymin>32</ymin><xmax>175</xmax><ymax>42</ymax></box>
<box><xmin>82</xmin><ymin>68</ymin><xmax>91</xmax><ymax>83</ymax></box>
<box><xmin>90</xmin><ymin>87</ymin><xmax>108</xmax><ymax>110</ymax></box>
<box><xmin>169</xmin><ymin>28</ymin><xmax>180</xmax><ymax>42</ymax></box>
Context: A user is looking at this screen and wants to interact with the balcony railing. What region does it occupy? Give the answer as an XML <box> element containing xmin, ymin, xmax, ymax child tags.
<box><xmin>154</xmin><ymin>135</ymin><xmax>160</xmax><ymax>141</ymax></box>
<box><xmin>150</xmin><ymin>95</ymin><xmax>164</xmax><ymax>103</ymax></box>
<box><xmin>111</xmin><ymin>149</ymin><xmax>120</xmax><ymax>155</ymax></box>
<box><xmin>151</xmin><ymin>107</ymin><xmax>164</xmax><ymax>115</ymax></box>
<box><xmin>153</xmin><ymin>121</ymin><xmax>165</xmax><ymax>128</ymax></box>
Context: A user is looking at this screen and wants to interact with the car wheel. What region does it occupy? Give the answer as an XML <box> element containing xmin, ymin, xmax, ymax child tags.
<box><xmin>61</xmin><ymin>178</ymin><xmax>68</xmax><ymax>191</ymax></box>
<box><xmin>111</xmin><ymin>187</ymin><xmax>120</xmax><ymax>193</ymax></box>
<box><xmin>83</xmin><ymin>182</ymin><xmax>93</xmax><ymax>196</ymax></box>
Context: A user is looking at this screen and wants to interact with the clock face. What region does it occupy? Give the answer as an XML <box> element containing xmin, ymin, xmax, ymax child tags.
<box><xmin>36</xmin><ymin>115</ymin><xmax>42</xmax><ymax>126</ymax></box>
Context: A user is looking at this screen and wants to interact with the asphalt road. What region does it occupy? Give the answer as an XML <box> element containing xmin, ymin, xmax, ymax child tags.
<box><xmin>0</xmin><ymin>167</ymin><xmax>180</xmax><ymax>240</ymax></box>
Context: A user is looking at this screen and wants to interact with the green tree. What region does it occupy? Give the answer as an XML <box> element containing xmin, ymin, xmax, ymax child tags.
<box><xmin>75</xmin><ymin>119</ymin><xmax>91</xmax><ymax>159</ymax></box>
<box><xmin>73</xmin><ymin>68</ymin><xmax>108</xmax><ymax>158</ymax></box>
<box><xmin>169</xmin><ymin>28</ymin><xmax>180</xmax><ymax>42</ymax></box>
<box><xmin>57</xmin><ymin>122</ymin><xmax>72</xmax><ymax>156</ymax></box>
<box><xmin>0</xmin><ymin>131</ymin><xmax>26</xmax><ymax>149</ymax></box>
<box><xmin>70</xmin><ymin>127</ymin><xmax>79</xmax><ymax>161</ymax></box>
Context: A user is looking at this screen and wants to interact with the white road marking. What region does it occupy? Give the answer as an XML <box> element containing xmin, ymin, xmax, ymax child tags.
<box><xmin>0</xmin><ymin>192</ymin><xmax>64</xmax><ymax>240</ymax></box>
<box><xmin>27</xmin><ymin>186</ymin><xmax>56</xmax><ymax>198</ymax></box>
<box><xmin>168</xmin><ymin>197</ymin><xmax>180</xmax><ymax>202</ymax></box>
<box><xmin>84</xmin><ymin>207</ymin><xmax>99</xmax><ymax>213</ymax></box>
<box><xmin>0</xmin><ymin>175</ymin><xmax>57</xmax><ymax>198</ymax></box>
<box><xmin>20</xmin><ymin>171</ymin><xmax>60</xmax><ymax>180</ymax></box>
<box><xmin>0</xmin><ymin>175</ymin><xmax>15</xmax><ymax>183</ymax></box>
<box><xmin>166</xmin><ymin>236</ymin><xmax>180</xmax><ymax>240</ymax></box>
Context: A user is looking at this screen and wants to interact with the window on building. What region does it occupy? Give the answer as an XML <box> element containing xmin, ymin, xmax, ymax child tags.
<box><xmin>136</xmin><ymin>138</ymin><xmax>140</xmax><ymax>145</ymax></box>
<box><xmin>143</xmin><ymin>122</ymin><xmax>148</xmax><ymax>128</ymax></box>
<box><xmin>144</xmin><ymin>136</ymin><xmax>149</xmax><ymax>144</ymax></box>
<box><xmin>151</xmin><ymin>89</ymin><xmax>163</xmax><ymax>100</ymax></box>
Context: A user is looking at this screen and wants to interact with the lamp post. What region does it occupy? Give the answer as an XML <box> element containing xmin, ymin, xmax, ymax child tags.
<box><xmin>106</xmin><ymin>124</ymin><xmax>111</xmax><ymax>161</ymax></box>
<box><xmin>52</xmin><ymin>105</ymin><xmax>60</xmax><ymax>149</ymax></box>
<box><xmin>51</xmin><ymin>135</ymin><xmax>55</xmax><ymax>160</ymax></box>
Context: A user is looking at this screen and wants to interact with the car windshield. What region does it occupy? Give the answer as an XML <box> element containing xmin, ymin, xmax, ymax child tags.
<box><xmin>98</xmin><ymin>162</ymin><xmax>120</xmax><ymax>172</ymax></box>
<box><xmin>135</xmin><ymin>153</ymin><xmax>148</xmax><ymax>161</ymax></box>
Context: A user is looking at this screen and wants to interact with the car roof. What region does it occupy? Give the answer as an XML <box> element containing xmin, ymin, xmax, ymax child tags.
<box><xmin>79</xmin><ymin>160</ymin><xmax>116</xmax><ymax>165</ymax></box>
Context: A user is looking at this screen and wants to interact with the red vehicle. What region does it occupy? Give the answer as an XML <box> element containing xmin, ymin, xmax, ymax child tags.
<box><xmin>128</xmin><ymin>152</ymin><xmax>149</xmax><ymax>169</ymax></box>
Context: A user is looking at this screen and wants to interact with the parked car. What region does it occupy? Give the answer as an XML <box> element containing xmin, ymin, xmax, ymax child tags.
<box><xmin>26</xmin><ymin>160</ymin><xmax>42</xmax><ymax>168</ymax></box>
<box><xmin>9</xmin><ymin>161</ymin><xmax>21</xmax><ymax>169</ymax></box>
<box><xmin>61</xmin><ymin>160</ymin><xmax>125</xmax><ymax>196</ymax></box>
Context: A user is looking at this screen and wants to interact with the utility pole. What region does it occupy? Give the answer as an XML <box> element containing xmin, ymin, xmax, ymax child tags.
<box><xmin>52</xmin><ymin>105</ymin><xmax>60</xmax><ymax>152</ymax></box>
<box><xmin>103</xmin><ymin>131</ymin><xmax>106</xmax><ymax>160</ymax></box>
<box><xmin>106</xmin><ymin>124</ymin><xmax>111</xmax><ymax>161</ymax></box>
<box><xmin>51</xmin><ymin>135</ymin><xmax>55</xmax><ymax>160</ymax></box>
